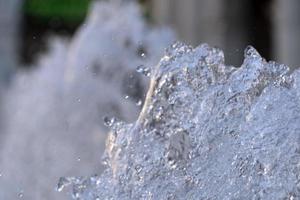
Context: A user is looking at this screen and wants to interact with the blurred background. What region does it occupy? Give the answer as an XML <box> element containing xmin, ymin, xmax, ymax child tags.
<box><xmin>1</xmin><ymin>0</ymin><xmax>300</xmax><ymax>83</ymax></box>
<box><xmin>152</xmin><ymin>0</ymin><xmax>300</xmax><ymax>68</ymax></box>
<box><xmin>0</xmin><ymin>0</ymin><xmax>300</xmax><ymax>199</ymax></box>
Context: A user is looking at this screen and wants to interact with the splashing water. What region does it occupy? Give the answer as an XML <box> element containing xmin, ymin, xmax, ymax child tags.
<box><xmin>60</xmin><ymin>43</ymin><xmax>300</xmax><ymax>199</ymax></box>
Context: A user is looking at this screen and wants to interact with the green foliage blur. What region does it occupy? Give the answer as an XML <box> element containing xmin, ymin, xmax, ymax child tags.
<box><xmin>24</xmin><ymin>0</ymin><xmax>91</xmax><ymax>23</ymax></box>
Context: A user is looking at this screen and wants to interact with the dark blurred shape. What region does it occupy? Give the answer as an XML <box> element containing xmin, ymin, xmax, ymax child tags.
<box><xmin>224</xmin><ymin>0</ymin><xmax>272</xmax><ymax>65</ymax></box>
<box><xmin>250</xmin><ymin>0</ymin><xmax>273</xmax><ymax>60</ymax></box>
<box><xmin>150</xmin><ymin>0</ymin><xmax>278</xmax><ymax>67</ymax></box>
<box><xmin>0</xmin><ymin>0</ymin><xmax>22</xmax><ymax>83</ymax></box>
<box><xmin>21</xmin><ymin>0</ymin><xmax>91</xmax><ymax>64</ymax></box>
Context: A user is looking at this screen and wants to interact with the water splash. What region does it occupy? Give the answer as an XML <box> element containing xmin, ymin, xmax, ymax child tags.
<box><xmin>61</xmin><ymin>43</ymin><xmax>300</xmax><ymax>199</ymax></box>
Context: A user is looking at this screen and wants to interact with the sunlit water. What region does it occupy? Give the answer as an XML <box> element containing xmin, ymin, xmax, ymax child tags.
<box><xmin>60</xmin><ymin>42</ymin><xmax>300</xmax><ymax>199</ymax></box>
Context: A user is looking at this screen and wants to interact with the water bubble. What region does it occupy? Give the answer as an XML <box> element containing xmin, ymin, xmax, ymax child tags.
<box><xmin>136</xmin><ymin>65</ymin><xmax>151</xmax><ymax>77</ymax></box>
<box><xmin>135</xmin><ymin>165</ymin><xmax>143</xmax><ymax>173</ymax></box>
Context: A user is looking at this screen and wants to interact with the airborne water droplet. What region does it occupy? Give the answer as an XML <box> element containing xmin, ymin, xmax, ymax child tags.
<box><xmin>136</xmin><ymin>99</ymin><xmax>142</xmax><ymax>106</ymax></box>
<box><xmin>136</xmin><ymin>65</ymin><xmax>151</xmax><ymax>77</ymax></box>
<box><xmin>136</xmin><ymin>65</ymin><xmax>144</xmax><ymax>73</ymax></box>
<box><xmin>18</xmin><ymin>190</ymin><xmax>24</xmax><ymax>198</ymax></box>
<box><xmin>56</xmin><ymin>177</ymin><xmax>71</xmax><ymax>192</ymax></box>
<box><xmin>103</xmin><ymin>116</ymin><xmax>115</xmax><ymax>127</ymax></box>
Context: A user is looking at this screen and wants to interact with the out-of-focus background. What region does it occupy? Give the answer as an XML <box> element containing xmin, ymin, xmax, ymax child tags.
<box><xmin>1</xmin><ymin>0</ymin><xmax>300</xmax><ymax>80</ymax></box>
<box><xmin>152</xmin><ymin>0</ymin><xmax>300</xmax><ymax>68</ymax></box>
<box><xmin>0</xmin><ymin>0</ymin><xmax>299</xmax><ymax>199</ymax></box>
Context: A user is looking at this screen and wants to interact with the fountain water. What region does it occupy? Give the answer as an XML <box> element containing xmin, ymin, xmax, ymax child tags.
<box><xmin>60</xmin><ymin>43</ymin><xmax>300</xmax><ymax>199</ymax></box>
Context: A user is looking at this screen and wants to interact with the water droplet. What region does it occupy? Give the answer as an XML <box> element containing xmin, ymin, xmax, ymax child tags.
<box><xmin>244</xmin><ymin>45</ymin><xmax>260</xmax><ymax>58</ymax></box>
<box><xmin>136</xmin><ymin>65</ymin><xmax>151</xmax><ymax>77</ymax></box>
<box><xmin>125</xmin><ymin>95</ymin><xmax>129</xmax><ymax>99</ymax></box>
<box><xmin>103</xmin><ymin>116</ymin><xmax>115</xmax><ymax>127</ymax></box>
<box><xmin>18</xmin><ymin>191</ymin><xmax>24</xmax><ymax>198</ymax></box>
<box><xmin>57</xmin><ymin>177</ymin><xmax>70</xmax><ymax>192</ymax></box>
<box><xmin>77</xmin><ymin>98</ymin><xmax>81</xmax><ymax>103</ymax></box>
<box><xmin>77</xmin><ymin>157</ymin><xmax>81</xmax><ymax>162</ymax></box>
<box><xmin>141</xmin><ymin>53</ymin><xmax>146</xmax><ymax>58</ymax></box>
<box><xmin>136</xmin><ymin>99</ymin><xmax>142</xmax><ymax>106</ymax></box>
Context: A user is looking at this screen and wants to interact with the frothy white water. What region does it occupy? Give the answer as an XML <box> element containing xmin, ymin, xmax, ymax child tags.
<box><xmin>0</xmin><ymin>1</ymin><xmax>174</xmax><ymax>199</ymax></box>
<box><xmin>60</xmin><ymin>43</ymin><xmax>300</xmax><ymax>200</ymax></box>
